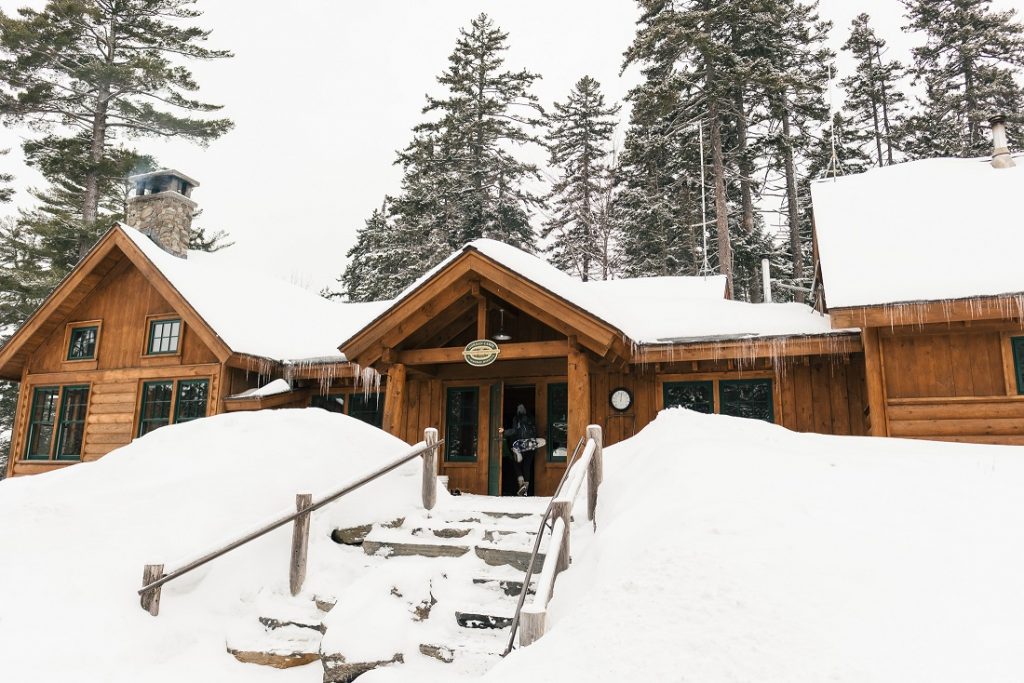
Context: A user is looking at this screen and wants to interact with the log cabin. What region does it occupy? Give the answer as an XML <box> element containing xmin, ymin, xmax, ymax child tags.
<box><xmin>812</xmin><ymin>118</ymin><xmax>1024</xmax><ymax>447</ymax></box>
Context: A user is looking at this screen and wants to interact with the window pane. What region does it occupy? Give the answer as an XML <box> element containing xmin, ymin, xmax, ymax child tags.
<box><xmin>25</xmin><ymin>387</ymin><xmax>59</xmax><ymax>460</ymax></box>
<box><xmin>312</xmin><ymin>394</ymin><xmax>346</xmax><ymax>414</ymax></box>
<box><xmin>547</xmin><ymin>382</ymin><xmax>568</xmax><ymax>461</ymax></box>
<box><xmin>55</xmin><ymin>386</ymin><xmax>89</xmax><ymax>460</ymax></box>
<box><xmin>148</xmin><ymin>319</ymin><xmax>181</xmax><ymax>355</ymax></box>
<box><xmin>348</xmin><ymin>392</ymin><xmax>383</xmax><ymax>428</ymax></box>
<box><xmin>445</xmin><ymin>387</ymin><xmax>479</xmax><ymax>462</ymax></box>
<box><xmin>175</xmin><ymin>380</ymin><xmax>209</xmax><ymax>423</ymax></box>
<box><xmin>67</xmin><ymin>326</ymin><xmax>98</xmax><ymax>360</ymax></box>
<box><xmin>1013</xmin><ymin>337</ymin><xmax>1024</xmax><ymax>394</ymax></box>
<box><xmin>138</xmin><ymin>381</ymin><xmax>174</xmax><ymax>436</ymax></box>
<box><xmin>663</xmin><ymin>381</ymin><xmax>714</xmax><ymax>414</ymax></box>
<box><xmin>720</xmin><ymin>379</ymin><xmax>774</xmax><ymax>423</ymax></box>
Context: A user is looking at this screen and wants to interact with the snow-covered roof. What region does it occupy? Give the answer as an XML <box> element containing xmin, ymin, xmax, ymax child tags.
<box><xmin>121</xmin><ymin>225</ymin><xmax>390</xmax><ymax>362</ymax></box>
<box><xmin>812</xmin><ymin>156</ymin><xmax>1024</xmax><ymax>309</ymax></box>
<box><xmin>226</xmin><ymin>378</ymin><xmax>292</xmax><ymax>400</ymax></box>
<box><xmin>374</xmin><ymin>238</ymin><xmax>842</xmax><ymax>344</ymax></box>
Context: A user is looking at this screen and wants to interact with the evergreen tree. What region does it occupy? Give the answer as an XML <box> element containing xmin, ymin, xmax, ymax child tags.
<box><xmin>841</xmin><ymin>13</ymin><xmax>907</xmax><ymax>166</ymax></box>
<box><xmin>0</xmin><ymin>147</ymin><xmax>12</xmax><ymax>204</ymax></box>
<box><xmin>0</xmin><ymin>0</ymin><xmax>233</xmax><ymax>258</ymax></box>
<box><xmin>543</xmin><ymin>76</ymin><xmax>621</xmax><ymax>280</ymax></box>
<box><xmin>333</xmin><ymin>201</ymin><xmax>417</xmax><ymax>302</ymax></box>
<box><xmin>901</xmin><ymin>0</ymin><xmax>1024</xmax><ymax>158</ymax></box>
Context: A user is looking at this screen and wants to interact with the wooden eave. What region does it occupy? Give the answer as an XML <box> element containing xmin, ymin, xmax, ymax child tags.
<box><xmin>224</xmin><ymin>387</ymin><xmax>313</xmax><ymax>412</ymax></box>
<box><xmin>829</xmin><ymin>293</ymin><xmax>1024</xmax><ymax>329</ymax></box>
<box><xmin>633</xmin><ymin>331</ymin><xmax>863</xmax><ymax>364</ymax></box>
<box><xmin>0</xmin><ymin>225</ymin><xmax>233</xmax><ymax>380</ymax></box>
<box><xmin>339</xmin><ymin>247</ymin><xmax>630</xmax><ymax>367</ymax></box>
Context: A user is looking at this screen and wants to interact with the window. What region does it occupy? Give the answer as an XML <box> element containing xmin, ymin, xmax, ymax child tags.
<box><xmin>174</xmin><ymin>380</ymin><xmax>210</xmax><ymax>424</ymax></box>
<box><xmin>663</xmin><ymin>381</ymin><xmax>714</xmax><ymax>414</ymax></box>
<box><xmin>55</xmin><ymin>386</ymin><xmax>89</xmax><ymax>460</ymax></box>
<box><xmin>147</xmin><ymin>318</ymin><xmax>181</xmax><ymax>355</ymax></box>
<box><xmin>547</xmin><ymin>382</ymin><xmax>568</xmax><ymax>461</ymax></box>
<box><xmin>138</xmin><ymin>378</ymin><xmax>209</xmax><ymax>437</ymax></box>
<box><xmin>663</xmin><ymin>378</ymin><xmax>775</xmax><ymax>424</ymax></box>
<box><xmin>1013</xmin><ymin>337</ymin><xmax>1024</xmax><ymax>394</ymax></box>
<box><xmin>24</xmin><ymin>384</ymin><xmax>90</xmax><ymax>462</ymax></box>
<box><xmin>349</xmin><ymin>392</ymin><xmax>384</xmax><ymax>428</ymax></box>
<box><xmin>312</xmin><ymin>394</ymin><xmax>345</xmax><ymax>414</ymax></box>
<box><xmin>720</xmin><ymin>379</ymin><xmax>774</xmax><ymax>422</ymax></box>
<box><xmin>67</xmin><ymin>325</ymin><xmax>98</xmax><ymax>361</ymax></box>
<box><xmin>138</xmin><ymin>381</ymin><xmax>173</xmax><ymax>436</ymax></box>
<box><xmin>444</xmin><ymin>387</ymin><xmax>479</xmax><ymax>462</ymax></box>
<box><xmin>25</xmin><ymin>387</ymin><xmax>59</xmax><ymax>460</ymax></box>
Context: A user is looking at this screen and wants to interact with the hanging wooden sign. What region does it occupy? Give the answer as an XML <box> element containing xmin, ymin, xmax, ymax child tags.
<box><xmin>463</xmin><ymin>339</ymin><xmax>501</xmax><ymax>367</ymax></box>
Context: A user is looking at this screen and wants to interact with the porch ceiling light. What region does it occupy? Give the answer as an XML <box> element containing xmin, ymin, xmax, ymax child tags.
<box><xmin>492</xmin><ymin>309</ymin><xmax>512</xmax><ymax>342</ymax></box>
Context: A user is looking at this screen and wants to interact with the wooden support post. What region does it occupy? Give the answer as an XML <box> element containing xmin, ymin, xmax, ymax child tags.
<box><xmin>586</xmin><ymin>425</ymin><xmax>603</xmax><ymax>525</ymax></box>
<box><xmin>290</xmin><ymin>493</ymin><xmax>312</xmax><ymax>597</ymax></box>
<box><xmin>476</xmin><ymin>296</ymin><xmax>487</xmax><ymax>340</ymax></box>
<box><xmin>861</xmin><ymin>328</ymin><xmax>889</xmax><ymax>437</ymax></box>
<box><xmin>551</xmin><ymin>499</ymin><xmax>571</xmax><ymax>574</ymax></box>
<box><xmin>568</xmin><ymin>344</ymin><xmax>592</xmax><ymax>456</ymax></box>
<box><xmin>519</xmin><ymin>608</ymin><xmax>546</xmax><ymax>647</ymax></box>
<box><xmin>382</xmin><ymin>363</ymin><xmax>407</xmax><ymax>438</ymax></box>
<box><xmin>140</xmin><ymin>564</ymin><xmax>164</xmax><ymax>616</ymax></box>
<box><xmin>422</xmin><ymin>428</ymin><xmax>439</xmax><ymax>511</ymax></box>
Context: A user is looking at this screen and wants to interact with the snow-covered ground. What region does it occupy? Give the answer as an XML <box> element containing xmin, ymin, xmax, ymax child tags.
<box><xmin>3</xmin><ymin>407</ymin><xmax>1024</xmax><ymax>681</ymax></box>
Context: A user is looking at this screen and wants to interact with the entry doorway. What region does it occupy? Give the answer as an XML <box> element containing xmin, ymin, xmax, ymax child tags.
<box><xmin>500</xmin><ymin>384</ymin><xmax>539</xmax><ymax>496</ymax></box>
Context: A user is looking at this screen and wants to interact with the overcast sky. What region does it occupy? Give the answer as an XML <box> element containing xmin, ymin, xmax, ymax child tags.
<box><xmin>0</xmin><ymin>0</ymin><xmax>1020</xmax><ymax>291</ymax></box>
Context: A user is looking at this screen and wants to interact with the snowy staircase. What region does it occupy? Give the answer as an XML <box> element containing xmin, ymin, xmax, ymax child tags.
<box><xmin>227</xmin><ymin>495</ymin><xmax>551</xmax><ymax>682</ymax></box>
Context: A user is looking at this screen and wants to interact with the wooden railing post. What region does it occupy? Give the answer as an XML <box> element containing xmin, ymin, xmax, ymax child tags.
<box><xmin>586</xmin><ymin>425</ymin><xmax>603</xmax><ymax>525</ymax></box>
<box><xmin>290</xmin><ymin>493</ymin><xmax>313</xmax><ymax>596</ymax></box>
<box><xmin>519</xmin><ymin>608</ymin><xmax>546</xmax><ymax>647</ymax></box>
<box><xmin>551</xmin><ymin>499</ymin><xmax>571</xmax><ymax>574</ymax></box>
<box><xmin>422</xmin><ymin>428</ymin><xmax>439</xmax><ymax>511</ymax></box>
<box><xmin>140</xmin><ymin>564</ymin><xmax>164</xmax><ymax>616</ymax></box>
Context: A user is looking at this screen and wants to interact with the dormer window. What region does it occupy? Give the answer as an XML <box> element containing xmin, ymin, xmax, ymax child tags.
<box><xmin>67</xmin><ymin>324</ymin><xmax>99</xmax><ymax>361</ymax></box>
<box><xmin>147</xmin><ymin>318</ymin><xmax>181</xmax><ymax>355</ymax></box>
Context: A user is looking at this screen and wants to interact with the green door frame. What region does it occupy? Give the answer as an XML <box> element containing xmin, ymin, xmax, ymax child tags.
<box><xmin>487</xmin><ymin>381</ymin><xmax>503</xmax><ymax>496</ymax></box>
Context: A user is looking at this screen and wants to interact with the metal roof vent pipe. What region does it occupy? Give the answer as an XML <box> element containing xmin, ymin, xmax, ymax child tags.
<box><xmin>989</xmin><ymin>114</ymin><xmax>1016</xmax><ymax>169</ymax></box>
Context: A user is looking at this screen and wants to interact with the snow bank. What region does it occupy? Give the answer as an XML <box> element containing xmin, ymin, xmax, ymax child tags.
<box><xmin>121</xmin><ymin>225</ymin><xmax>391</xmax><ymax>361</ymax></box>
<box><xmin>482</xmin><ymin>409</ymin><xmax>1024</xmax><ymax>682</ymax></box>
<box><xmin>0</xmin><ymin>409</ymin><xmax>430</xmax><ymax>682</ymax></box>
<box><xmin>812</xmin><ymin>156</ymin><xmax>1024</xmax><ymax>308</ymax></box>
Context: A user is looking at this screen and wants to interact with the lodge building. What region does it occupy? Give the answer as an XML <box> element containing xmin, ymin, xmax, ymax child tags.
<box><xmin>2</xmin><ymin>121</ymin><xmax>1022</xmax><ymax>494</ymax></box>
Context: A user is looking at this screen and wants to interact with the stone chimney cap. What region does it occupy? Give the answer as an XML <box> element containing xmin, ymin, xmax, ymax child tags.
<box><xmin>989</xmin><ymin>114</ymin><xmax>1007</xmax><ymax>126</ymax></box>
<box><xmin>128</xmin><ymin>168</ymin><xmax>201</xmax><ymax>188</ymax></box>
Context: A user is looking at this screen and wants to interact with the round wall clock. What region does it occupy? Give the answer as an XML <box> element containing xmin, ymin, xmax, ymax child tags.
<box><xmin>610</xmin><ymin>387</ymin><xmax>633</xmax><ymax>412</ymax></box>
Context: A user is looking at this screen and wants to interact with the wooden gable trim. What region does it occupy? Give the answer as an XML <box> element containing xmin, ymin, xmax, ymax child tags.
<box><xmin>830</xmin><ymin>293</ymin><xmax>1024</xmax><ymax>329</ymax></box>
<box><xmin>340</xmin><ymin>248</ymin><xmax>626</xmax><ymax>367</ymax></box>
<box><xmin>0</xmin><ymin>226</ymin><xmax>232</xmax><ymax>380</ymax></box>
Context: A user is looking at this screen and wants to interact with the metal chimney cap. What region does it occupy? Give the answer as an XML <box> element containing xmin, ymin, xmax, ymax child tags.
<box><xmin>989</xmin><ymin>114</ymin><xmax>1008</xmax><ymax>126</ymax></box>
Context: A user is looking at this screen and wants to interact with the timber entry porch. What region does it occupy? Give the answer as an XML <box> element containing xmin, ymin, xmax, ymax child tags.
<box><xmin>343</xmin><ymin>247</ymin><xmax>626</xmax><ymax>497</ymax></box>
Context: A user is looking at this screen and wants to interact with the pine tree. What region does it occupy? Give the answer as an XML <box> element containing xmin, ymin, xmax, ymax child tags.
<box><xmin>0</xmin><ymin>0</ymin><xmax>233</xmax><ymax>258</ymax></box>
<box><xmin>334</xmin><ymin>201</ymin><xmax>417</xmax><ymax>302</ymax></box>
<box><xmin>543</xmin><ymin>76</ymin><xmax>621</xmax><ymax>281</ymax></box>
<box><xmin>901</xmin><ymin>0</ymin><xmax>1024</xmax><ymax>158</ymax></box>
<box><xmin>841</xmin><ymin>14</ymin><xmax>907</xmax><ymax>166</ymax></box>
<box><xmin>0</xmin><ymin>147</ymin><xmax>12</xmax><ymax>204</ymax></box>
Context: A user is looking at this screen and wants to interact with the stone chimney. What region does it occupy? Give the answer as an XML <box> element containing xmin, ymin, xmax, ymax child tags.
<box><xmin>989</xmin><ymin>115</ymin><xmax>1016</xmax><ymax>169</ymax></box>
<box><xmin>125</xmin><ymin>169</ymin><xmax>200</xmax><ymax>258</ymax></box>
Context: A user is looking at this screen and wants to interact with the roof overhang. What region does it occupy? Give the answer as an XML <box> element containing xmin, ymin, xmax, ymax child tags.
<box><xmin>634</xmin><ymin>331</ymin><xmax>863</xmax><ymax>364</ymax></box>
<box><xmin>829</xmin><ymin>292</ymin><xmax>1024</xmax><ymax>329</ymax></box>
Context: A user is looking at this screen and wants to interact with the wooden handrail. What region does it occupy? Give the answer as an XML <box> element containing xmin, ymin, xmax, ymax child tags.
<box><xmin>503</xmin><ymin>425</ymin><xmax>604</xmax><ymax>653</ymax></box>
<box><xmin>139</xmin><ymin>434</ymin><xmax>443</xmax><ymax>614</ymax></box>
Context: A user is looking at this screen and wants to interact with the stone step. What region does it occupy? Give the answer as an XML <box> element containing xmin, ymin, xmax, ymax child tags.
<box><xmin>474</xmin><ymin>545</ymin><xmax>545</xmax><ymax>572</ymax></box>
<box><xmin>362</xmin><ymin>538</ymin><xmax>471</xmax><ymax>559</ymax></box>
<box><xmin>455</xmin><ymin>610</ymin><xmax>513</xmax><ymax>630</ymax></box>
<box><xmin>472</xmin><ymin>576</ymin><xmax>534</xmax><ymax>597</ymax></box>
<box><xmin>225</xmin><ymin>618</ymin><xmax>323</xmax><ymax>669</ymax></box>
<box><xmin>418</xmin><ymin>642</ymin><xmax>501</xmax><ymax>665</ymax></box>
<box><xmin>321</xmin><ymin>652</ymin><xmax>403</xmax><ymax>683</ymax></box>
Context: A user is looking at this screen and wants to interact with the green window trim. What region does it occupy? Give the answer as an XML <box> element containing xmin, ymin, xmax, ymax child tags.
<box><xmin>24</xmin><ymin>386</ymin><xmax>60</xmax><ymax>460</ymax></box>
<box><xmin>663</xmin><ymin>380</ymin><xmax>715</xmax><ymax>414</ymax></box>
<box><xmin>54</xmin><ymin>385</ymin><xmax>89</xmax><ymax>461</ymax></box>
<box><xmin>138</xmin><ymin>380</ymin><xmax>174</xmax><ymax>437</ymax></box>
<box><xmin>174</xmin><ymin>379</ymin><xmax>210</xmax><ymax>424</ymax></box>
<box><xmin>444</xmin><ymin>386</ymin><xmax>479</xmax><ymax>462</ymax></box>
<box><xmin>547</xmin><ymin>382</ymin><xmax>568</xmax><ymax>462</ymax></box>
<box><xmin>147</xmin><ymin>318</ymin><xmax>182</xmax><ymax>355</ymax></box>
<box><xmin>1012</xmin><ymin>337</ymin><xmax>1024</xmax><ymax>395</ymax></box>
<box><xmin>67</xmin><ymin>325</ymin><xmax>99</xmax><ymax>361</ymax></box>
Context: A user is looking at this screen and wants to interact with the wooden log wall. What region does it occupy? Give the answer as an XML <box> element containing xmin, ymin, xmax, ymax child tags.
<box><xmin>877</xmin><ymin>324</ymin><xmax>1024</xmax><ymax>444</ymax></box>
<box><xmin>8</xmin><ymin>258</ymin><xmax>223</xmax><ymax>476</ymax></box>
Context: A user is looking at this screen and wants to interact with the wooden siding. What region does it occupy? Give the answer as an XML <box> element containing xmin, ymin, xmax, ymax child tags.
<box><xmin>874</xmin><ymin>324</ymin><xmax>1024</xmax><ymax>444</ymax></box>
<box><xmin>7</xmin><ymin>258</ymin><xmax>224</xmax><ymax>477</ymax></box>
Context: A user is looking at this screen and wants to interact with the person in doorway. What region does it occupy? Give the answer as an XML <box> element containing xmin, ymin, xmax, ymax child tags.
<box><xmin>504</xmin><ymin>404</ymin><xmax>544</xmax><ymax>496</ymax></box>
